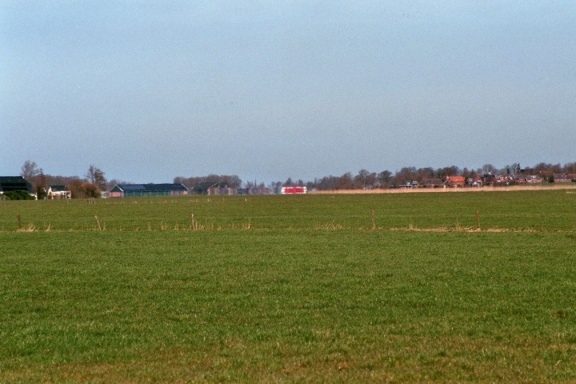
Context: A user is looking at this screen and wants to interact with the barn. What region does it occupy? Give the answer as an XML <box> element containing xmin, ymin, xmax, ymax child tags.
<box><xmin>109</xmin><ymin>183</ymin><xmax>189</xmax><ymax>198</ymax></box>
<box><xmin>0</xmin><ymin>176</ymin><xmax>35</xmax><ymax>195</ymax></box>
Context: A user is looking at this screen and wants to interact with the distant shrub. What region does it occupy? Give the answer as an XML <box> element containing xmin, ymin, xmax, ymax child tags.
<box><xmin>3</xmin><ymin>190</ymin><xmax>35</xmax><ymax>200</ymax></box>
<box><xmin>80</xmin><ymin>182</ymin><xmax>101</xmax><ymax>198</ymax></box>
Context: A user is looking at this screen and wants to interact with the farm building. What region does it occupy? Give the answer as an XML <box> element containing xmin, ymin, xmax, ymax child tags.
<box><xmin>281</xmin><ymin>186</ymin><xmax>307</xmax><ymax>194</ymax></box>
<box><xmin>47</xmin><ymin>185</ymin><xmax>71</xmax><ymax>199</ymax></box>
<box><xmin>109</xmin><ymin>183</ymin><xmax>189</xmax><ymax>198</ymax></box>
<box><xmin>0</xmin><ymin>176</ymin><xmax>35</xmax><ymax>195</ymax></box>
<box><xmin>207</xmin><ymin>186</ymin><xmax>236</xmax><ymax>195</ymax></box>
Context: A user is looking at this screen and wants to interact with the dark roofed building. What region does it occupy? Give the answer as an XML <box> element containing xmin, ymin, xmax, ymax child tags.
<box><xmin>0</xmin><ymin>176</ymin><xmax>34</xmax><ymax>194</ymax></box>
<box><xmin>423</xmin><ymin>178</ymin><xmax>444</xmax><ymax>188</ymax></box>
<box><xmin>109</xmin><ymin>183</ymin><xmax>189</xmax><ymax>198</ymax></box>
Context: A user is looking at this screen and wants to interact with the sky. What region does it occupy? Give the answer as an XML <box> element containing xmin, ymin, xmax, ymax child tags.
<box><xmin>2</xmin><ymin>1</ymin><xmax>575</xmax><ymax>184</ymax></box>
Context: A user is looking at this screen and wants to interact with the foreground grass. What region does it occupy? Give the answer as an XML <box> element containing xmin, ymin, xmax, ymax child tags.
<box><xmin>1</xmin><ymin>191</ymin><xmax>575</xmax><ymax>382</ymax></box>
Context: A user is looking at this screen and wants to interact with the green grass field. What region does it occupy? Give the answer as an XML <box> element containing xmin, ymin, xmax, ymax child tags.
<box><xmin>1</xmin><ymin>190</ymin><xmax>575</xmax><ymax>382</ymax></box>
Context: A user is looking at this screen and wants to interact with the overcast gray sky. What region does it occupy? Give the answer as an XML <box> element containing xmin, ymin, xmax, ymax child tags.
<box><xmin>2</xmin><ymin>1</ymin><xmax>575</xmax><ymax>184</ymax></box>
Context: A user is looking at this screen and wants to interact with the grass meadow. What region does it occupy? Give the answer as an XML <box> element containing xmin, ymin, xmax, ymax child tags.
<box><xmin>1</xmin><ymin>190</ymin><xmax>575</xmax><ymax>382</ymax></box>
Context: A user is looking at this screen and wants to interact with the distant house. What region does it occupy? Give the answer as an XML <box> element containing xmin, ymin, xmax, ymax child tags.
<box><xmin>0</xmin><ymin>176</ymin><xmax>35</xmax><ymax>197</ymax></box>
<box><xmin>495</xmin><ymin>174</ymin><xmax>515</xmax><ymax>185</ymax></box>
<box><xmin>399</xmin><ymin>181</ymin><xmax>418</xmax><ymax>189</ymax></box>
<box><xmin>526</xmin><ymin>175</ymin><xmax>544</xmax><ymax>184</ymax></box>
<box><xmin>109</xmin><ymin>183</ymin><xmax>189</xmax><ymax>198</ymax></box>
<box><xmin>553</xmin><ymin>174</ymin><xmax>576</xmax><ymax>183</ymax></box>
<box><xmin>47</xmin><ymin>185</ymin><xmax>71</xmax><ymax>199</ymax></box>
<box><xmin>446</xmin><ymin>176</ymin><xmax>466</xmax><ymax>187</ymax></box>
<box><xmin>514</xmin><ymin>174</ymin><xmax>543</xmax><ymax>184</ymax></box>
<box><xmin>472</xmin><ymin>176</ymin><xmax>483</xmax><ymax>187</ymax></box>
<box><xmin>481</xmin><ymin>173</ymin><xmax>497</xmax><ymax>186</ymax></box>
<box><xmin>423</xmin><ymin>179</ymin><xmax>444</xmax><ymax>188</ymax></box>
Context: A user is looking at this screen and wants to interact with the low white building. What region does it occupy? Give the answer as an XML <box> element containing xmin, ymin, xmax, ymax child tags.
<box><xmin>47</xmin><ymin>185</ymin><xmax>71</xmax><ymax>199</ymax></box>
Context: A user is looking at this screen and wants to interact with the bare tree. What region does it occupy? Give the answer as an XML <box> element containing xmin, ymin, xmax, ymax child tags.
<box><xmin>20</xmin><ymin>160</ymin><xmax>40</xmax><ymax>182</ymax></box>
<box><xmin>337</xmin><ymin>172</ymin><xmax>354</xmax><ymax>189</ymax></box>
<box><xmin>564</xmin><ymin>162</ymin><xmax>576</xmax><ymax>173</ymax></box>
<box><xmin>378</xmin><ymin>170</ymin><xmax>392</xmax><ymax>188</ymax></box>
<box><xmin>482</xmin><ymin>164</ymin><xmax>496</xmax><ymax>174</ymax></box>
<box><xmin>85</xmin><ymin>165</ymin><xmax>107</xmax><ymax>191</ymax></box>
<box><xmin>356</xmin><ymin>169</ymin><xmax>370</xmax><ymax>188</ymax></box>
<box><xmin>20</xmin><ymin>160</ymin><xmax>47</xmax><ymax>197</ymax></box>
<box><xmin>393</xmin><ymin>167</ymin><xmax>418</xmax><ymax>186</ymax></box>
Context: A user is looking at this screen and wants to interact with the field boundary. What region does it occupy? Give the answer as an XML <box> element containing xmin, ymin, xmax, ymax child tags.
<box><xmin>311</xmin><ymin>184</ymin><xmax>576</xmax><ymax>194</ymax></box>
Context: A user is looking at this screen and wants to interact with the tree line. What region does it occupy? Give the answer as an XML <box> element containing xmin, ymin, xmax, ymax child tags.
<box><xmin>17</xmin><ymin>160</ymin><xmax>576</xmax><ymax>198</ymax></box>
<box><xmin>18</xmin><ymin>160</ymin><xmax>246</xmax><ymax>198</ymax></box>
<box><xmin>275</xmin><ymin>162</ymin><xmax>576</xmax><ymax>191</ymax></box>
<box><xmin>173</xmin><ymin>175</ymin><xmax>242</xmax><ymax>194</ymax></box>
<box><xmin>20</xmin><ymin>161</ymin><xmax>108</xmax><ymax>199</ymax></box>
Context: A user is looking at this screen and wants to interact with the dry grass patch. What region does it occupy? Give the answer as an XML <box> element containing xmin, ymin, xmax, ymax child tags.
<box><xmin>389</xmin><ymin>226</ymin><xmax>542</xmax><ymax>233</ymax></box>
